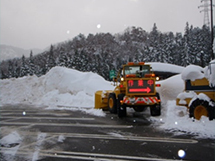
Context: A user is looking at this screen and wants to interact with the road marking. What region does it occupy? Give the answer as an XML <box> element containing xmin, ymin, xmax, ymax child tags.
<box><xmin>12</xmin><ymin>131</ymin><xmax>197</xmax><ymax>144</ymax></box>
<box><xmin>0</xmin><ymin>122</ymin><xmax>133</xmax><ymax>128</ymax></box>
<box><xmin>1</xmin><ymin>116</ymin><xmax>95</xmax><ymax>121</ymax></box>
<box><xmin>0</xmin><ymin>112</ymin><xmax>71</xmax><ymax>116</ymax></box>
<box><xmin>5</xmin><ymin>149</ymin><xmax>191</xmax><ymax>161</ymax></box>
<box><xmin>61</xmin><ymin>133</ymin><xmax>198</xmax><ymax>144</ymax></box>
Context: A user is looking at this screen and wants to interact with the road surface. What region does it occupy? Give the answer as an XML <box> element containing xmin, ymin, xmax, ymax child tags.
<box><xmin>0</xmin><ymin>104</ymin><xmax>214</xmax><ymax>161</ymax></box>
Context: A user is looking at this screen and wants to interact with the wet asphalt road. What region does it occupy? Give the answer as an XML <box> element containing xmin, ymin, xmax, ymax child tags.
<box><xmin>0</xmin><ymin>104</ymin><xmax>214</xmax><ymax>161</ymax></box>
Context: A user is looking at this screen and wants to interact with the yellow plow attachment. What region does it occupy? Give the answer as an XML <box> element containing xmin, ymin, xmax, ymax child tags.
<box><xmin>94</xmin><ymin>90</ymin><xmax>112</xmax><ymax>109</ymax></box>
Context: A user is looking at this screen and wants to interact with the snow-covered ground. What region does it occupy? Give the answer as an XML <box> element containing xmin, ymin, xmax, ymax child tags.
<box><xmin>0</xmin><ymin>63</ymin><xmax>214</xmax><ymax>139</ymax></box>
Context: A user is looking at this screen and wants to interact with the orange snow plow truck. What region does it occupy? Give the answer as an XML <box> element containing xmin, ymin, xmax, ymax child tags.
<box><xmin>176</xmin><ymin>60</ymin><xmax>215</xmax><ymax>120</ymax></box>
<box><xmin>95</xmin><ymin>62</ymin><xmax>161</xmax><ymax>117</ymax></box>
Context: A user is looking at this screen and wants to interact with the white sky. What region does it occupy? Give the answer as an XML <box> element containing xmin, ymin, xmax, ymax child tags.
<box><xmin>0</xmin><ymin>0</ymin><xmax>213</xmax><ymax>50</ymax></box>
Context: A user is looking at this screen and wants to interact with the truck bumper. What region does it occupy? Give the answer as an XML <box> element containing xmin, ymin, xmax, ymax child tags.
<box><xmin>123</xmin><ymin>96</ymin><xmax>160</xmax><ymax>106</ymax></box>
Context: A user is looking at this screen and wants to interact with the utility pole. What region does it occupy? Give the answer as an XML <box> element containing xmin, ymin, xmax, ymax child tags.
<box><xmin>210</xmin><ymin>0</ymin><xmax>214</xmax><ymax>60</ymax></box>
<box><xmin>199</xmin><ymin>0</ymin><xmax>214</xmax><ymax>60</ymax></box>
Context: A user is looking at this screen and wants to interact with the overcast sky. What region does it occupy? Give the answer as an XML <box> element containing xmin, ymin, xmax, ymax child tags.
<box><xmin>0</xmin><ymin>0</ymin><xmax>213</xmax><ymax>50</ymax></box>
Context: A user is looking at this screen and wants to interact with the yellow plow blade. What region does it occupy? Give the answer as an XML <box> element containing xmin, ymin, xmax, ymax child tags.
<box><xmin>94</xmin><ymin>90</ymin><xmax>112</xmax><ymax>109</ymax></box>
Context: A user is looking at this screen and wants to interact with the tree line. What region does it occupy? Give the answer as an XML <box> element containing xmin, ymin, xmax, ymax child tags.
<box><xmin>0</xmin><ymin>23</ymin><xmax>212</xmax><ymax>80</ymax></box>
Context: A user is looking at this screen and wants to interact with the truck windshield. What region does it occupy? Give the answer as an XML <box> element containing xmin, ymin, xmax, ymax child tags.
<box><xmin>124</xmin><ymin>65</ymin><xmax>150</xmax><ymax>76</ymax></box>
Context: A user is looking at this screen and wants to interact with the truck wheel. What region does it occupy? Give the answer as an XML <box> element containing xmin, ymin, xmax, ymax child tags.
<box><xmin>117</xmin><ymin>94</ymin><xmax>126</xmax><ymax>118</ymax></box>
<box><xmin>108</xmin><ymin>93</ymin><xmax>117</xmax><ymax>114</ymax></box>
<box><xmin>150</xmin><ymin>104</ymin><xmax>161</xmax><ymax>116</ymax></box>
<box><xmin>189</xmin><ymin>99</ymin><xmax>210</xmax><ymax>120</ymax></box>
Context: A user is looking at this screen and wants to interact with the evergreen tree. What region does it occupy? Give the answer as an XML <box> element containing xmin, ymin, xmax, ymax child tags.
<box><xmin>45</xmin><ymin>45</ymin><xmax>56</xmax><ymax>72</ymax></box>
<box><xmin>182</xmin><ymin>22</ymin><xmax>191</xmax><ymax>66</ymax></box>
<box><xmin>58</xmin><ymin>52</ymin><xmax>68</xmax><ymax>67</ymax></box>
<box><xmin>8</xmin><ymin>60</ymin><xmax>14</xmax><ymax>78</ymax></box>
<box><xmin>79</xmin><ymin>50</ymin><xmax>89</xmax><ymax>71</ymax></box>
<box><xmin>29</xmin><ymin>51</ymin><xmax>35</xmax><ymax>76</ymax></box>
<box><xmin>71</xmin><ymin>49</ymin><xmax>83</xmax><ymax>70</ymax></box>
<box><xmin>20</xmin><ymin>55</ymin><xmax>29</xmax><ymax>77</ymax></box>
<box><xmin>14</xmin><ymin>60</ymin><xmax>20</xmax><ymax>78</ymax></box>
<box><xmin>174</xmin><ymin>33</ymin><xmax>184</xmax><ymax>65</ymax></box>
<box><xmin>199</xmin><ymin>25</ymin><xmax>211</xmax><ymax>66</ymax></box>
<box><xmin>148</xmin><ymin>23</ymin><xmax>160</xmax><ymax>62</ymax></box>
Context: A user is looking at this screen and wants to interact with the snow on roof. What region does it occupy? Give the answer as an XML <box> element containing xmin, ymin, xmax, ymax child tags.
<box><xmin>181</xmin><ymin>60</ymin><xmax>215</xmax><ymax>86</ymax></box>
<box><xmin>146</xmin><ymin>62</ymin><xmax>184</xmax><ymax>73</ymax></box>
<box><xmin>181</xmin><ymin>65</ymin><xmax>205</xmax><ymax>81</ymax></box>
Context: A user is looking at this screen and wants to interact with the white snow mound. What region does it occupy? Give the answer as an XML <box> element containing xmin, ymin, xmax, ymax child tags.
<box><xmin>156</xmin><ymin>74</ymin><xmax>184</xmax><ymax>101</ymax></box>
<box><xmin>181</xmin><ymin>65</ymin><xmax>204</xmax><ymax>81</ymax></box>
<box><xmin>146</xmin><ymin>62</ymin><xmax>184</xmax><ymax>73</ymax></box>
<box><xmin>0</xmin><ymin>66</ymin><xmax>114</xmax><ymax>109</ymax></box>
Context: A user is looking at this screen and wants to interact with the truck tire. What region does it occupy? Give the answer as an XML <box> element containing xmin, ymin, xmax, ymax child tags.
<box><xmin>150</xmin><ymin>93</ymin><xmax>161</xmax><ymax>116</ymax></box>
<box><xmin>117</xmin><ymin>94</ymin><xmax>126</xmax><ymax>118</ymax></box>
<box><xmin>189</xmin><ymin>99</ymin><xmax>211</xmax><ymax>120</ymax></box>
<box><xmin>108</xmin><ymin>93</ymin><xmax>117</xmax><ymax>114</ymax></box>
<box><xmin>150</xmin><ymin>104</ymin><xmax>161</xmax><ymax>116</ymax></box>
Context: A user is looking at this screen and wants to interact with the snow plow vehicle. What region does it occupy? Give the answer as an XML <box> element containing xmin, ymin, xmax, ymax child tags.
<box><xmin>95</xmin><ymin>62</ymin><xmax>161</xmax><ymax>117</ymax></box>
<box><xmin>176</xmin><ymin>60</ymin><xmax>215</xmax><ymax>120</ymax></box>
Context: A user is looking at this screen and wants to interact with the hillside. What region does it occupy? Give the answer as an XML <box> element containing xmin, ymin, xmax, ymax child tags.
<box><xmin>0</xmin><ymin>44</ymin><xmax>43</xmax><ymax>61</ymax></box>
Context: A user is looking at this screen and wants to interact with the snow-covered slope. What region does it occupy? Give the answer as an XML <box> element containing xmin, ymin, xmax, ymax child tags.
<box><xmin>0</xmin><ymin>44</ymin><xmax>43</xmax><ymax>61</ymax></box>
<box><xmin>0</xmin><ymin>65</ymin><xmax>214</xmax><ymax>138</ymax></box>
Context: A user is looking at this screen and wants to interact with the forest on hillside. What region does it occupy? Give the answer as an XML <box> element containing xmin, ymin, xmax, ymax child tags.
<box><xmin>0</xmin><ymin>23</ymin><xmax>212</xmax><ymax>80</ymax></box>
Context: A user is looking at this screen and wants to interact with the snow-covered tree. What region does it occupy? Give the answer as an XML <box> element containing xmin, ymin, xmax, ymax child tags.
<box><xmin>29</xmin><ymin>51</ymin><xmax>35</xmax><ymax>76</ymax></box>
<box><xmin>20</xmin><ymin>55</ymin><xmax>29</xmax><ymax>77</ymax></box>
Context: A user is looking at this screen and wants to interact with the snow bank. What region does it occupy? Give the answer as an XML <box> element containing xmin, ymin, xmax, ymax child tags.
<box><xmin>153</xmin><ymin>73</ymin><xmax>215</xmax><ymax>139</ymax></box>
<box><xmin>156</xmin><ymin>74</ymin><xmax>184</xmax><ymax>101</ymax></box>
<box><xmin>150</xmin><ymin>100</ymin><xmax>215</xmax><ymax>139</ymax></box>
<box><xmin>0</xmin><ymin>67</ymin><xmax>114</xmax><ymax>114</ymax></box>
<box><xmin>146</xmin><ymin>62</ymin><xmax>184</xmax><ymax>73</ymax></box>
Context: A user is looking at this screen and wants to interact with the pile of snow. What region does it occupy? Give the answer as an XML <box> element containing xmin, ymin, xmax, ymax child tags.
<box><xmin>151</xmin><ymin>100</ymin><xmax>215</xmax><ymax>139</ymax></box>
<box><xmin>156</xmin><ymin>74</ymin><xmax>184</xmax><ymax>101</ymax></box>
<box><xmin>146</xmin><ymin>62</ymin><xmax>184</xmax><ymax>73</ymax></box>
<box><xmin>154</xmin><ymin>75</ymin><xmax>215</xmax><ymax>139</ymax></box>
<box><xmin>0</xmin><ymin>67</ymin><xmax>114</xmax><ymax>115</ymax></box>
<box><xmin>0</xmin><ymin>131</ymin><xmax>22</xmax><ymax>160</ymax></box>
<box><xmin>181</xmin><ymin>65</ymin><xmax>204</xmax><ymax>81</ymax></box>
<box><xmin>181</xmin><ymin>60</ymin><xmax>215</xmax><ymax>86</ymax></box>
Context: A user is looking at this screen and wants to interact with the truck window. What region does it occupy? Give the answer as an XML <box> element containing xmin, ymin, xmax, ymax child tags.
<box><xmin>124</xmin><ymin>65</ymin><xmax>150</xmax><ymax>76</ymax></box>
